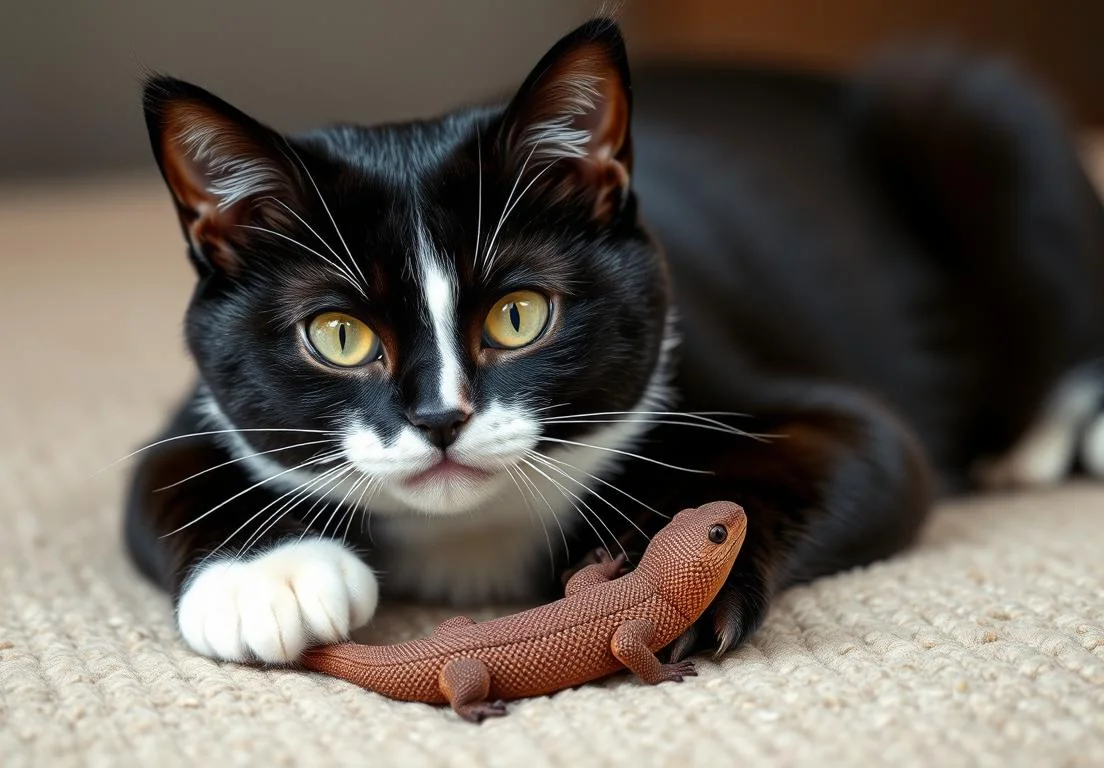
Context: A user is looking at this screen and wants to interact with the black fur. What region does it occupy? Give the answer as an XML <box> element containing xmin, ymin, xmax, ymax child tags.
<box><xmin>125</xmin><ymin>18</ymin><xmax>1104</xmax><ymax>658</ymax></box>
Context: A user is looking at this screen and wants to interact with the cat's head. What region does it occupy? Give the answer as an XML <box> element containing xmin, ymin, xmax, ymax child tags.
<box><xmin>143</xmin><ymin>18</ymin><xmax>672</xmax><ymax>518</ymax></box>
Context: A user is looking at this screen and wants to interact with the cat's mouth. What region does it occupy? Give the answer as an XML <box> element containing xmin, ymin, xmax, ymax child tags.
<box><xmin>403</xmin><ymin>457</ymin><xmax>493</xmax><ymax>488</ymax></box>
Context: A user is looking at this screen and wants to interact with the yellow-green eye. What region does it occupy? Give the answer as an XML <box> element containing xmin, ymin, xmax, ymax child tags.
<box><xmin>306</xmin><ymin>312</ymin><xmax>380</xmax><ymax>367</ymax></box>
<box><xmin>483</xmin><ymin>290</ymin><xmax>551</xmax><ymax>349</ymax></box>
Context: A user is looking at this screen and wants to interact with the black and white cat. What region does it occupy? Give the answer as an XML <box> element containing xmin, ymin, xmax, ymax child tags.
<box><xmin>125</xmin><ymin>18</ymin><xmax>1104</xmax><ymax>665</ymax></box>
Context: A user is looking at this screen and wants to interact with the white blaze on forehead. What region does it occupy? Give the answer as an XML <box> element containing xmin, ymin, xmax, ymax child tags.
<box><xmin>415</xmin><ymin>220</ymin><xmax>466</xmax><ymax>409</ymax></box>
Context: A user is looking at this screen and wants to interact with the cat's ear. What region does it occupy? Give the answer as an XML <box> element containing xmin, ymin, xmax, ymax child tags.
<box><xmin>142</xmin><ymin>75</ymin><xmax>301</xmax><ymax>275</ymax></box>
<box><xmin>499</xmin><ymin>18</ymin><xmax>633</xmax><ymax>221</ymax></box>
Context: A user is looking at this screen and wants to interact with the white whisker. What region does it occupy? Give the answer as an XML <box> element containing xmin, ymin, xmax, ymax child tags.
<box><xmin>481</xmin><ymin>143</ymin><xmax>536</xmax><ymax>274</ymax></box>
<box><xmin>98</xmin><ymin>428</ymin><xmax>339</xmax><ymax>473</ymax></box>
<box><xmin>233</xmin><ymin>465</ymin><xmax>350</xmax><ymax>559</ymax></box>
<box><xmin>152</xmin><ymin>439</ymin><xmax>337</xmax><ymax>492</ymax></box>
<box><xmin>540</xmin><ymin>409</ymin><xmax>752</xmax><ymax>430</ymax></box>
<box><xmin>200</xmin><ymin>460</ymin><xmax>350</xmax><ymax>563</ymax></box>
<box><xmin>321</xmin><ymin>471</ymin><xmax>373</xmax><ymax>540</ymax></box>
<box><xmin>296</xmin><ymin>466</ymin><xmax>361</xmax><ymax>543</ymax></box>
<box><xmin>534</xmin><ymin>449</ymin><xmax>665</xmax><ymax>520</ymax></box>
<box><xmin>521</xmin><ymin>456</ymin><xmax>625</xmax><ymax>561</ymax></box>
<box><xmin>474</xmin><ymin>128</ymin><xmax>483</xmax><ymax>263</ymax></box>
<box><xmin>512</xmin><ymin>462</ymin><xmax>570</xmax><ymax>559</ymax></box>
<box><xmin>537</xmin><ymin>436</ymin><xmax>714</xmax><ymax>475</ymax></box>
<box><xmin>342</xmin><ymin>475</ymin><xmax>378</xmax><ymax>547</ymax></box>
<box><xmin>238</xmin><ymin>224</ymin><xmax>366</xmax><ymax>297</ymax></box>
<box><xmin>527</xmin><ymin>451</ymin><xmax>650</xmax><ymax>544</ymax></box>
<box><xmin>285</xmin><ymin>144</ymin><xmax>370</xmax><ymax>291</ymax></box>
<box><xmin>238</xmin><ymin>463</ymin><xmax>356</xmax><ymax>558</ymax></box>
<box><xmin>539</xmin><ymin>418</ymin><xmax>769</xmax><ymax>439</ymax></box>
<box><xmin>256</xmin><ymin>196</ymin><xmax>367</xmax><ymax>291</ymax></box>
<box><xmin>484</xmin><ymin>159</ymin><xmax>558</xmax><ymax>273</ymax></box>
<box><xmin>505</xmin><ymin>464</ymin><xmax>554</xmax><ymax>579</ymax></box>
<box><xmin>160</xmin><ymin>450</ymin><xmax>344</xmax><ymax>539</ymax></box>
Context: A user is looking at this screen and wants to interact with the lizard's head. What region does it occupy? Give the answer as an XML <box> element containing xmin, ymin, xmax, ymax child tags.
<box><xmin>637</xmin><ymin>501</ymin><xmax>747</xmax><ymax>616</ymax></box>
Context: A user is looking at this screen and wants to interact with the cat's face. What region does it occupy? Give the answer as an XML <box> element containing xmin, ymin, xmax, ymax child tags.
<box><xmin>146</xmin><ymin>20</ymin><xmax>670</xmax><ymax>517</ymax></box>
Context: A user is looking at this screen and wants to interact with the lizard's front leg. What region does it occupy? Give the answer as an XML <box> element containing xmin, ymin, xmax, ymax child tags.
<box><xmin>438</xmin><ymin>658</ymin><xmax>507</xmax><ymax>723</ymax></box>
<box><xmin>563</xmin><ymin>548</ymin><xmax>628</xmax><ymax>597</ymax></box>
<box><xmin>610</xmin><ymin>619</ymin><xmax>697</xmax><ymax>684</ymax></box>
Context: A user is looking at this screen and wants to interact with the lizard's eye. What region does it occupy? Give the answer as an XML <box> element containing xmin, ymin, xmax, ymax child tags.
<box><xmin>708</xmin><ymin>524</ymin><xmax>727</xmax><ymax>544</ymax></box>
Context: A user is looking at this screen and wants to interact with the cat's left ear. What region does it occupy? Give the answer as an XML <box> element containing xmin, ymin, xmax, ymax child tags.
<box><xmin>499</xmin><ymin>18</ymin><xmax>633</xmax><ymax>221</ymax></box>
<box><xmin>142</xmin><ymin>75</ymin><xmax>304</xmax><ymax>276</ymax></box>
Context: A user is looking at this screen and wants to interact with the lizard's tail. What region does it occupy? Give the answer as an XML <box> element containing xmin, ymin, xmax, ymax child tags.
<box><xmin>299</xmin><ymin>642</ymin><xmax>419</xmax><ymax>701</ymax></box>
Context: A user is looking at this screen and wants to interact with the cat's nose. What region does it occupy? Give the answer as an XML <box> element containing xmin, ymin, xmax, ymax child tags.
<box><xmin>406</xmin><ymin>407</ymin><xmax>471</xmax><ymax>449</ymax></box>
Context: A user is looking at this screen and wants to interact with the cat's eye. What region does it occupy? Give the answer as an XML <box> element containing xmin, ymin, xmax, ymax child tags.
<box><xmin>483</xmin><ymin>291</ymin><xmax>551</xmax><ymax>349</ymax></box>
<box><xmin>306</xmin><ymin>312</ymin><xmax>381</xmax><ymax>367</ymax></box>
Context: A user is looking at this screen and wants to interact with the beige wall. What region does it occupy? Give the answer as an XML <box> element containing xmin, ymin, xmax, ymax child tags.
<box><xmin>625</xmin><ymin>0</ymin><xmax>1103</xmax><ymax>126</ymax></box>
<box><xmin>1</xmin><ymin>1</ymin><xmax>597</xmax><ymax>179</ymax></box>
<box><xmin>5</xmin><ymin>1</ymin><xmax>1099</xmax><ymax>180</ymax></box>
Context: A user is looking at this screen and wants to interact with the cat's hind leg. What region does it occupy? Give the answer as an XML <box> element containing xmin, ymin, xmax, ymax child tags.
<box><xmin>975</xmin><ymin>363</ymin><xmax>1104</xmax><ymax>489</ymax></box>
<box><xmin>848</xmin><ymin>45</ymin><xmax>1104</xmax><ymax>481</ymax></box>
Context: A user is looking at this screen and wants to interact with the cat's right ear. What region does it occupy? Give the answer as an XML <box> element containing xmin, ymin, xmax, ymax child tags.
<box><xmin>142</xmin><ymin>75</ymin><xmax>301</xmax><ymax>275</ymax></box>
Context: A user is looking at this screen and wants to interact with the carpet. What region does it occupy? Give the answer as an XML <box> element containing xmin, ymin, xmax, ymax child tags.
<box><xmin>1</xmin><ymin>160</ymin><xmax>1102</xmax><ymax>767</ymax></box>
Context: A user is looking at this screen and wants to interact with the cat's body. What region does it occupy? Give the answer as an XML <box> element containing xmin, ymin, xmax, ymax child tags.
<box><xmin>125</xmin><ymin>20</ymin><xmax>1104</xmax><ymax>665</ymax></box>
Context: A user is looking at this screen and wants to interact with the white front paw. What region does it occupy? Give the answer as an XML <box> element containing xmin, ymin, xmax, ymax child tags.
<box><xmin>176</xmin><ymin>539</ymin><xmax>379</xmax><ymax>664</ymax></box>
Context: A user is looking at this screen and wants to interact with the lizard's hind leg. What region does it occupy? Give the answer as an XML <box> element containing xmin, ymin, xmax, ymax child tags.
<box><xmin>438</xmin><ymin>658</ymin><xmax>507</xmax><ymax>723</ymax></box>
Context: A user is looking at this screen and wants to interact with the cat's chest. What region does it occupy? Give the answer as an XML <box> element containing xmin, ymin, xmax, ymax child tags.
<box><xmin>367</xmin><ymin>490</ymin><xmax>575</xmax><ymax>605</ymax></box>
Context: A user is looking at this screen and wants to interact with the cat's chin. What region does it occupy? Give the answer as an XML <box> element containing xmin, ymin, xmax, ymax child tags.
<box><xmin>372</xmin><ymin>465</ymin><xmax>511</xmax><ymax>516</ymax></box>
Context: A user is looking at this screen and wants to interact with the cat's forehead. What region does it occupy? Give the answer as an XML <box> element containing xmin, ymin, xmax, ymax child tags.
<box><xmin>300</xmin><ymin>108</ymin><xmax>495</xmax><ymax>183</ymax></box>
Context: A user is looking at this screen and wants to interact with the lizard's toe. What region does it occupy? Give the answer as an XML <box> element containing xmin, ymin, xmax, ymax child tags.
<box><xmin>458</xmin><ymin>700</ymin><xmax>509</xmax><ymax>723</ymax></box>
<box><xmin>660</xmin><ymin>660</ymin><xmax>697</xmax><ymax>682</ymax></box>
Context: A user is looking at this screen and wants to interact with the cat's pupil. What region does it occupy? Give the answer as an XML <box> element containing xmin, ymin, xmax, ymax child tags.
<box><xmin>509</xmin><ymin>304</ymin><xmax>521</xmax><ymax>332</ymax></box>
<box><xmin>338</xmin><ymin>323</ymin><xmax>347</xmax><ymax>350</ymax></box>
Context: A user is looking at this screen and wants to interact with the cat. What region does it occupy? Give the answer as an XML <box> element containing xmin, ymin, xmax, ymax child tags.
<box><xmin>125</xmin><ymin>17</ymin><xmax>1104</xmax><ymax>665</ymax></box>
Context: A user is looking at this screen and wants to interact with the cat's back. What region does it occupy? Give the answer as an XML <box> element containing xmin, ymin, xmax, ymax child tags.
<box><xmin>629</xmin><ymin>65</ymin><xmax>932</xmax><ymax>405</ymax></box>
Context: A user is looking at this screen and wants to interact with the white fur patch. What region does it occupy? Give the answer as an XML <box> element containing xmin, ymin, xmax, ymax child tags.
<box><xmin>1080</xmin><ymin>413</ymin><xmax>1104</xmax><ymax>478</ymax></box>
<box><xmin>176</xmin><ymin>118</ymin><xmax>282</xmax><ymax>210</ymax></box>
<box><xmin>976</xmin><ymin>369</ymin><xmax>1104</xmax><ymax>489</ymax></box>
<box><xmin>518</xmin><ymin>72</ymin><xmax>603</xmax><ymax>163</ymax></box>
<box><xmin>414</xmin><ymin>221</ymin><xmax>465</xmax><ymax>410</ymax></box>
<box><xmin>422</xmin><ymin>264</ymin><xmax>465</xmax><ymax>409</ymax></box>
<box><xmin>177</xmin><ymin>539</ymin><xmax>378</xmax><ymax>663</ymax></box>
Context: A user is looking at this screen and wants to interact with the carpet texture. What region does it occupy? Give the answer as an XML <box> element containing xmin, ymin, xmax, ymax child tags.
<box><xmin>2</xmin><ymin>151</ymin><xmax>1103</xmax><ymax>767</ymax></box>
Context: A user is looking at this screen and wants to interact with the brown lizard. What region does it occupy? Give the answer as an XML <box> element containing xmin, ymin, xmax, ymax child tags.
<box><xmin>299</xmin><ymin>500</ymin><xmax>747</xmax><ymax>722</ymax></box>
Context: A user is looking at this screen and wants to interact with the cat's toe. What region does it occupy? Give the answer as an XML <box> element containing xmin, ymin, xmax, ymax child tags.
<box><xmin>176</xmin><ymin>539</ymin><xmax>379</xmax><ymax>664</ymax></box>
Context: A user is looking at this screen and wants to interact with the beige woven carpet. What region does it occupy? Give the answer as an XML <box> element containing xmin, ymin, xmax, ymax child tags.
<box><xmin>2</xmin><ymin>156</ymin><xmax>1104</xmax><ymax>767</ymax></box>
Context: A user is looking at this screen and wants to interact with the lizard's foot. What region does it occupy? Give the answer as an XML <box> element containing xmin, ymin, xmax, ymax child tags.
<box><xmin>455</xmin><ymin>699</ymin><xmax>508</xmax><ymax>723</ymax></box>
<box><xmin>658</xmin><ymin>660</ymin><xmax>697</xmax><ymax>683</ymax></box>
<box><xmin>593</xmin><ymin>548</ymin><xmax>629</xmax><ymax>577</ymax></box>
<box><xmin>665</xmin><ymin>571</ymin><xmax>771</xmax><ymax>663</ymax></box>
<box><xmin>560</xmin><ymin>546</ymin><xmax>630</xmax><ymax>587</ymax></box>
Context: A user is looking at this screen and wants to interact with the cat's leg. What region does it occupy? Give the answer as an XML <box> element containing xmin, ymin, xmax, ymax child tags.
<box><xmin>124</xmin><ymin>427</ymin><xmax>378</xmax><ymax>664</ymax></box>
<box><xmin>849</xmin><ymin>45</ymin><xmax>1104</xmax><ymax>485</ymax></box>
<box><xmin>976</xmin><ymin>364</ymin><xmax>1104</xmax><ymax>489</ymax></box>
<box><xmin>587</xmin><ymin>382</ymin><xmax>933</xmax><ymax>659</ymax></box>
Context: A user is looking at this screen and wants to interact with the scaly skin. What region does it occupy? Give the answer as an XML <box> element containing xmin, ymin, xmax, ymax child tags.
<box><xmin>299</xmin><ymin>501</ymin><xmax>747</xmax><ymax>722</ymax></box>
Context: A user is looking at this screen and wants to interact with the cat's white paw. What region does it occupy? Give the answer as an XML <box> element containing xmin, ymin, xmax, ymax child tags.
<box><xmin>176</xmin><ymin>539</ymin><xmax>379</xmax><ymax>664</ymax></box>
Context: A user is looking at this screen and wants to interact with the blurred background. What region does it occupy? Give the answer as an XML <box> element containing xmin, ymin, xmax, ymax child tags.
<box><xmin>2</xmin><ymin>0</ymin><xmax>1101</xmax><ymax>182</ymax></box>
